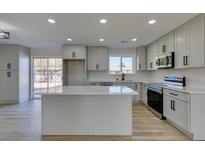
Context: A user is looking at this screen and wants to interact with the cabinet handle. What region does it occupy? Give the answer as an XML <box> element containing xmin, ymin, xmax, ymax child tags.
<box><xmin>183</xmin><ymin>56</ymin><xmax>185</xmax><ymax>66</ymax></box>
<box><xmin>7</xmin><ymin>72</ymin><xmax>11</xmax><ymax>78</ymax></box>
<box><xmin>96</xmin><ymin>64</ymin><xmax>99</xmax><ymax>70</ymax></box>
<box><xmin>173</xmin><ymin>100</ymin><xmax>175</xmax><ymax>111</ymax></box>
<box><xmin>7</xmin><ymin>63</ymin><xmax>11</xmax><ymax>69</ymax></box>
<box><xmin>171</xmin><ymin>100</ymin><xmax>173</xmax><ymax>110</ymax></box>
<box><xmin>169</xmin><ymin>92</ymin><xmax>178</xmax><ymax>96</ymax></box>
<box><xmin>162</xmin><ymin>45</ymin><xmax>166</xmax><ymax>53</ymax></box>
<box><xmin>150</xmin><ymin>62</ymin><xmax>152</xmax><ymax>69</ymax></box>
<box><xmin>72</xmin><ymin>52</ymin><xmax>75</xmax><ymax>58</ymax></box>
<box><xmin>186</xmin><ymin>56</ymin><xmax>188</xmax><ymax>65</ymax></box>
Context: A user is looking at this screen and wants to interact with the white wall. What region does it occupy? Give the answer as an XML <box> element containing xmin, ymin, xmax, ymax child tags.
<box><xmin>150</xmin><ymin>67</ymin><xmax>205</xmax><ymax>88</ymax></box>
<box><xmin>30</xmin><ymin>47</ymin><xmax>62</xmax><ymax>98</ymax></box>
<box><xmin>19</xmin><ymin>46</ymin><xmax>30</xmax><ymax>102</ymax></box>
<box><xmin>87</xmin><ymin>47</ymin><xmax>150</xmax><ymax>81</ymax></box>
<box><xmin>30</xmin><ymin>47</ymin><xmax>61</xmax><ymax>57</ymax></box>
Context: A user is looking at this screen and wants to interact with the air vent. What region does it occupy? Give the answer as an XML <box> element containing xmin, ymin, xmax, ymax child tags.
<box><xmin>121</xmin><ymin>40</ymin><xmax>128</xmax><ymax>43</ymax></box>
<box><xmin>0</xmin><ymin>31</ymin><xmax>10</xmax><ymax>39</ymax></box>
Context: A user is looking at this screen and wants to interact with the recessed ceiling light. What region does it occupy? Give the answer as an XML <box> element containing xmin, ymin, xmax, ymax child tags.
<box><xmin>148</xmin><ymin>19</ymin><xmax>156</xmax><ymax>24</ymax></box>
<box><xmin>99</xmin><ymin>38</ymin><xmax>104</xmax><ymax>42</ymax></box>
<box><xmin>99</xmin><ymin>19</ymin><xmax>107</xmax><ymax>24</ymax></box>
<box><xmin>48</xmin><ymin>19</ymin><xmax>55</xmax><ymax>24</ymax></box>
<box><xmin>132</xmin><ymin>38</ymin><xmax>138</xmax><ymax>42</ymax></box>
<box><xmin>67</xmin><ymin>38</ymin><xmax>72</xmax><ymax>41</ymax></box>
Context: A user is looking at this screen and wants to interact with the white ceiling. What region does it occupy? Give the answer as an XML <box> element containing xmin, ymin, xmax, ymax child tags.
<box><xmin>0</xmin><ymin>13</ymin><xmax>198</xmax><ymax>48</ymax></box>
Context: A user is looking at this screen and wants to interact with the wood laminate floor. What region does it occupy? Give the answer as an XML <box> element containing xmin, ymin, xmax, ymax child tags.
<box><xmin>0</xmin><ymin>100</ymin><xmax>191</xmax><ymax>141</ymax></box>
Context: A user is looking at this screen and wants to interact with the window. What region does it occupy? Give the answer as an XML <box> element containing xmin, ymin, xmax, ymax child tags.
<box><xmin>109</xmin><ymin>56</ymin><xmax>134</xmax><ymax>74</ymax></box>
<box><xmin>33</xmin><ymin>57</ymin><xmax>62</xmax><ymax>99</ymax></box>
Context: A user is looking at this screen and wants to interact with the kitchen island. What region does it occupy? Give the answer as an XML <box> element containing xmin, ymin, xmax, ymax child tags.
<box><xmin>41</xmin><ymin>86</ymin><xmax>137</xmax><ymax>136</ymax></box>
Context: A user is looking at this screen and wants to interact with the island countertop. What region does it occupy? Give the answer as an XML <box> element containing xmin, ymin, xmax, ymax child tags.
<box><xmin>40</xmin><ymin>86</ymin><xmax>138</xmax><ymax>96</ymax></box>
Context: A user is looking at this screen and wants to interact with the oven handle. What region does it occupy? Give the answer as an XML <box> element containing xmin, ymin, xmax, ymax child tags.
<box><xmin>148</xmin><ymin>88</ymin><xmax>162</xmax><ymax>94</ymax></box>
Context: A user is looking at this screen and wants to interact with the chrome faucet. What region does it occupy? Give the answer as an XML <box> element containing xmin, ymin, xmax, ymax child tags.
<box><xmin>122</xmin><ymin>73</ymin><xmax>125</xmax><ymax>81</ymax></box>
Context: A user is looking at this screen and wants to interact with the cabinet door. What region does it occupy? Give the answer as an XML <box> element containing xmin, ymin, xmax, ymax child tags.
<box><xmin>158</xmin><ymin>36</ymin><xmax>166</xmax><ymax>55</ymax></box>
<box><xmin>146</xmin><ymin>44</ymin><xmax>156</xmax><ymax>70</ymax></box>
<box><xmin>98</xmin><ymin>47</ymin><xmax>108</xmax><ymax>70</ymax></box>
<box><xmin>135</xmin><ymin>83</ymin><xmax>141</xmax><ymax>101</ymax></box>
<box><xmin>0</xmin><ymin>50</ymin><xmax>19</xmax><ymax>70</ymax></box>
<box><xmin>0</xmin><ymin>71</ymin><xmax>8</xmax><ymax>100</ymax></box>
<box><xmin>75</xmin><ymin>45</ymin><xmax>86</xmax><ymax>59</ymax></box>
<box><xmin>136</xmin><ymin>47</ymin><xmax>146</xmax><ymax>70</ymax></box>
<box><xmin>146</xmin><ymin>45</ymin><xmax>152</xmax><ymax>70</ymax></box>
<box><xmin>62</xmin><ymin>45</ymin><xmax>86</xmax><ymax>59</ymax></box>
<box><xmin>174</xmin><ymin>24</ymin><xmax>188</xmax><ymax>68</ymax></box>
<box><xmin>173</xmin><ymin>99</ymin><xmax>190</xmax><ymax>132</ymax></box>
<box><xmin>188</xmin><ymin>14</ymin><xmax>205</xmax><ymax>67</ymax></box>
<box><xmin>164</xmin><ymin>95</ymin><xmax>190</xmax><ymax>132</ymax></box>
<box><xmin>87</xmin><ymin>47</ymin><xmax>99</xmax><ymax>70</ymax></box>
<box><xmin>8</xmin><ymin>71</ymin><xmax>19</xmax><ymax>101</ymax></box>
<box><xmin>165</xmin><ymin>31</ymin><xmax>175</xmax><ymax>53</ymax></box>
<box><xmin>0</xmin><ymin>71</ymin><xmax>19</xmax><ymax>101</ymax></box>
<box><xmin>163</xmin><ymin>95</ymin><xmax>175</xmax><ymax>122</ymax></box>
<box><xmin>142</xmin><ymin>84</ymin><xmax>147</xmax><ymax>105</ymax></box>
<box><xmin>87</xmin><ymin>47</ymin><xmax>108</xmax><ymax>71</ymax></box>
<box><xmin>152</xmin><ymin>42</ymin><xmax>158</xmax><ymax>70</ymax></box>
<box><xmin>0</xmin><ymin>71</ymin><xmax>3</xmax><ymax>100</ymax></box>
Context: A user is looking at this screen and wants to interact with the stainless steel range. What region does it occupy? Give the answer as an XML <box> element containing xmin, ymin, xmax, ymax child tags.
<box><xmin>147</xmin><ymin>76</ymin><xmax>185</xmax><ymax>119</ymax></box>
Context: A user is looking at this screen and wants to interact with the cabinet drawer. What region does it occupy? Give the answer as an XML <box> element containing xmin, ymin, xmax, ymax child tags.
<box><xmin>163</xmin><ymin>88</ymin><xmax>190</xmax><ymax>102</ymax></box>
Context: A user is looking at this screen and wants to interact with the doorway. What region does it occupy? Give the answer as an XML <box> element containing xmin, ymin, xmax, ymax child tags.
<box><xmin>33</xmin><ymin>57</ymin><xmax>62</xmax><ymax>99</ymax></box>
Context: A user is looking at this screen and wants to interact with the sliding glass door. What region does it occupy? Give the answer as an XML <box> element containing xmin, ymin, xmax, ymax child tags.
<box><xmin>33</xmin><ymin>57</ymin><xmax>62</xmax><ymax>99</ymax></box>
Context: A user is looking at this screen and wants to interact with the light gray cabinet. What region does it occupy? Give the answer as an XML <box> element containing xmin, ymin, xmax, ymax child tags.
<box><xmin>87</xmin><ymin>46</ymin><xmax>108</xmax><ymax>70</ymax></box>
<box><xmin>163</xmin><ymin>89</ymin><xmax>190</xmax><ymax>132</ymax></box>
<box><xmin>158</xmin><ymin>31</ymin><xmax>174</xmax><ymax>55</ymax></box>
<box><xmin>62</xmin><ymin>44</ymin><xmax>86</xmax><ymax>59</ymax></box>
<box><xmin>135</xmin><ymin>83</ymin><xmax>141</xmax><ymax>101</ymax></box>
<box><xmin>146</xmin><ymin>42</ymin><xmax>158</xmax><ymax>70</ymax></box>
<box><xmin>174</xmin><ymin>23</ymin><xmax>188</xmax><ymax>68</ymax></box>
<box><xmin>188</xmin><ymin>14</ymin><xmax>205</xmax><ymax>67</ymax></box>
<box><xmin>175</xmin><ymin>14</ymin><xmax>205</xmax><ymax>68</ymax></box>
<box><xmin>0</xmin><ymin>46</ymin><xmax>19</xmax><ymax>70</ymax></box>
<box><xmin>0</xmin><ymin>45</ymin><xmax>29</xmax><ymax>104</ymax></box>
<box><xmin>136</xmin><ymin>46</ymin><xmax>146</xmax><ymax>70</ymax></box>
<box><xmin>0</xmin><ymin>71</ymin><xmax>19</xmax><ymax>102</ymax></box>
<box><xmin>141</xmin><ymin>83</ymin><xmax>148</xmax><ymax>105</ymax></box>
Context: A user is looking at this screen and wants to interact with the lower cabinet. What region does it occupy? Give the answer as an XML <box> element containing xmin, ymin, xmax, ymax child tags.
<box><xmin>135</xmin><ymin>83</ymin><xmax>141</xmax><ymax>101</ymax></box>
<box><xmin>0</xmin><ymin>71</ymin><xmax>19</xmax><ymax>103</ymax></box>
<box><xmin>163</xmin><ymin>90</ymin><xmax>190</xmax><ymax>132</ymax></box>
<box><xmin>141</xmin><ymin>83</ymin><xmax>148</xmax><ymax>105</ymax></box>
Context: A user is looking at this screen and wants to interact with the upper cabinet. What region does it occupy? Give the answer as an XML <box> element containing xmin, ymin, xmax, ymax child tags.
<box><xmin>62</xmin><ymin>44</ymin><xmax>86</xmax><ymax>59</ymax></box>
<box><xmin>175</xmin><ymin>14</ymin><xmax>205</xmax><ymax>69</ymax></box>
<box><xmin>0</xmin><ymin>45</ymin><xmax>20</xmax><ymax>70</ymax></box>
<box><xmin>158</xmin><ymin>31</ymin><xmax>175</xmax><ymax>56</ymax></box>
<box><xmin>87</xmin><ymin>46</ymin><xmax>108</xmax><ymax>71</ymax></box>
<box><xmin>174</xmin><ymin>23</ymin><xmax>189</xmax><ymax>68</ymax></box>
<box><xmin>188</xmin><ymin>14</ymin><xmax>205</xmax><ymax>68</ymax></box>
<box><xmin>146</xmin><ymin>42</ymin><xmax>158</xmax><ymax>70</ymax></box>
<box><xmin>136</xmin><ymin>46</ymin><xmax>146</xmax><ymax>70</ymax></box>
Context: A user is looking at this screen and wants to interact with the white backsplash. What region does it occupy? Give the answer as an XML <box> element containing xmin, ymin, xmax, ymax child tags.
<box><xmin>88</xmin><ymin>67</ymin><xmax>205</xmax><ymax>88</ymax></box>
<box><xmin>150</xmin><ymin>67</ymin><xmax>205</xmax><ymax>88</ymax></box>
<box><xmin>87</xmin><ymin>70</ymin><xmax>150</xmax><ymax>82</ymax></box>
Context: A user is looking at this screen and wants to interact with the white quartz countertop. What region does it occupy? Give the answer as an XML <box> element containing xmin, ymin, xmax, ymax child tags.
<box><xmin>163</xmin><ymin>85</ymin><xmax>205</xmax><ymax>94</ymax></box>
<box><xmin>86</xmin><ymin>80</ymin><xmax>160</xmax><ymax>84</ymax></box>
<box><xmin>40</xmin><ymin>86</ymin><xmax>138</xmax><ymax>96</ymax></box>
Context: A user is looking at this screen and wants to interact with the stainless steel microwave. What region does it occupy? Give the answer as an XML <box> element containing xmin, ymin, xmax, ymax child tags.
<box><xmin>156</xmin><ymin>52</ymin><xmax>174</xmax><ymax>69</ymax></box>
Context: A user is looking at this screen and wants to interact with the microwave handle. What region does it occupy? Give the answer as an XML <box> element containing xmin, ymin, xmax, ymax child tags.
<box><xmin>165</xmin><ymin>56</ymin><xmax>169</xmax><ymax>66</ymax></box>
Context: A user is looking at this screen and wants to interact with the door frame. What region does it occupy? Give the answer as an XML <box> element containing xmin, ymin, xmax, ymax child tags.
<box><xmin>31</xmin><ymin>56</ymin><xmax>62</xmax><ymax>99</ymax></box>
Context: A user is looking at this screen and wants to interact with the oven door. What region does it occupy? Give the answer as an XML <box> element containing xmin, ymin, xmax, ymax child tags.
<box><xmin>147</xmin><ymin>88</ymin><xmax>163</xmax><ymax>114</ymax></box>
